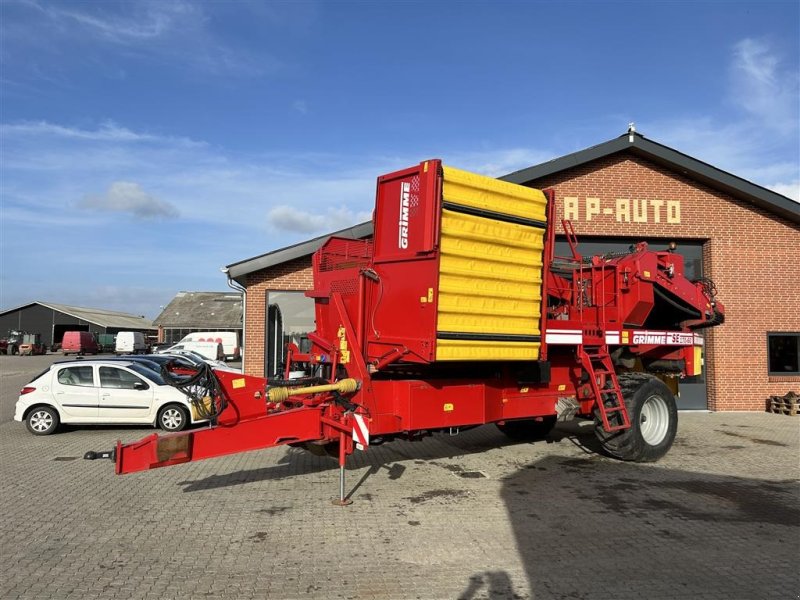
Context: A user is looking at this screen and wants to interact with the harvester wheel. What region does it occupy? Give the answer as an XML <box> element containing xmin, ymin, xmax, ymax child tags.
<box><xmin>595</xmin><ymin>373</ymin><xmax>677</xmax><ymax>462</ymax></box>
<box><xmin>496</xmin><ymin>416</ymin><xmax>557</xmax><ymax>441</ymax></box>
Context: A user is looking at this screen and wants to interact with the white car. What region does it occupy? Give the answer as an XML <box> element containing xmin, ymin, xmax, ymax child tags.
<box><xmin>162</xmin><ymin>350</ymin><xmax>241</xmax><ymax>373</ymax></box>
<box><xmin>14</xmin><ymin>360</ymin><xmax>204</xmax><ymax>435</ymax></box>
<box><xmin>157</xmin><ymin>341</ymin><xmax>224</xmax><ymax>362</ymax></box>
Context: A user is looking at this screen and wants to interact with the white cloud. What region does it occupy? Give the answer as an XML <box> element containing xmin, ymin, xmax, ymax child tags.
<box><xmin>0</xmin><ymin>119</ymin><xmax>204</xmax><ymax>146</ymax></box>
<box><xmin>45</xmin><ymin>1</ymin><xmax>197</xmax><ymax>42</ymax></box>
<box><xmin>78</xmin><ymin>181</ymin><xmax>179</xmax><ymax>219</ymax></box>
<box><xmin>643</xmin><ymin>38</ymin><xmax>799</xmax><ymax>203</ymax></box>
<box><xmin>446</xmin><ymin>148</ymin><xmax>555</xmax><ymax>178</ymax></box>
<box><xmin>267</xmin><ymin>205</ymin><xmax>371</xmax><ymax>234</ymax></box>
<box><xmin>4</xmin><ymin>0</ymin><xmax>275</xmax><ymax>77</ymax></box>
<box><xmin>293</xmin><ymin>100</ymin><xmax>309</xmax><ymax>115</ymax></box>
<box><xmin>731</xmin><ymin>38</ymin><xmax>799</xmax><ymax>132</ymax></box>
<box><xmin>768</xmin><ymin>181</ymin><xmax>800</xmax><ymax>201</ymax></box>
<box><xmin>641</xmin><ymin>117</ymin><xmax>799</xmax><ymax>203</ymax></box>
<box><xmin>1</xmin><ymin>119</ymin><xmax>380</xmax><ymax>240</ymax></box>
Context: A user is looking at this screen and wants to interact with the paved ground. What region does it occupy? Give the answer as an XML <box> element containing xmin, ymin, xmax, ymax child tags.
<box><xmin>0</xmin><ymin>354</ymin><xmax>798</xmax><ymax>599</ymax></box>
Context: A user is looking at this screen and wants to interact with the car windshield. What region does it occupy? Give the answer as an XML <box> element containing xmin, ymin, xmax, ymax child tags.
<box><xmin>128</xmin><ymin>362</ymin><xmax>166</xmax><ymax>385</ymax></box>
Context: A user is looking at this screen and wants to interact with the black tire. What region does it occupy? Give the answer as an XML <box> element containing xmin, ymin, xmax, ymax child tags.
<box><xmin>26</xmin><ymin>405</ymin><xmax>60</xmax><ymax>435</ymax></box>
<box><xmin>496</xmin><ymin>416</ymin><xmax>557</xmax><ymax>441</ymax></box>
<box><xmin>157</xmin><ymin>404</ymin><xmax>189</xmax><ymax>432</ymax></box>
<box><xmin>11</xmin><ymin>345</ymin><xmax>19</xmax><ymax>355</ymax></box>
<box><xmin>595</xmin><ymin>373</ymin><xmax>677</xmax><ymax>462</ymax></box>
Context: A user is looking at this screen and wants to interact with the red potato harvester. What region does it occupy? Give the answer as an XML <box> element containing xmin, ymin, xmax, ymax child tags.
<box><xmin>86</xmin><ymin>160</ymin><xmax>724</xmax><ymax>504</ymax></box>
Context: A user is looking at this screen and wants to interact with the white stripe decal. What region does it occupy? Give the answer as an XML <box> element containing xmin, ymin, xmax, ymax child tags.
<box><xmin>545</xmin><ymin>330</ymin><xmax>583</xmax><ymax>345</ymax></box>
<box><xmin>352</xmin><ymin>413</ymin><xmax>369</xmax><ymax>450</ymax></box>
<box><xmin>544</xmin><ymin>328</ymin><xmax>698</xmax><ymax>346</ymax></box>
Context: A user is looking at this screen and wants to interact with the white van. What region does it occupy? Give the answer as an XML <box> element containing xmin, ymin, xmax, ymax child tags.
<box><xmin>177</xmin><ymin>331</ymin><xmax>240</xmax><ymax>361</ymax></box>
<box><xmin>159</xmin><ymin>341</ymin><xmax>224</xmax><ymax>362</ymax></box>
<box><xmin>115</xmin><ymin>331</ymin><xmax>147</xmax><ymax>355</ymax></box>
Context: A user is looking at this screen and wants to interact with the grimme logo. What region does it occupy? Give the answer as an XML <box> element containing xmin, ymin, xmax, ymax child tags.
<box><xmin>398</xmin><ymin>181</ymin><xmax>410</xmax><ymax>249</ymax></box>
<box><xmin>631</xmin><ymin>332</ymin><xmax>694</xmax><ymax>345</ymax></box>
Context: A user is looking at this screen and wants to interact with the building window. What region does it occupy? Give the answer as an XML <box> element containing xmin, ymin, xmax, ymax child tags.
<box><xmin>265</xmin><ymin>291</ymin><xmax>315</xmax><ymax>377</ymax></box>
<box><xmin>767</xmin><ymin>333</ymin><xmax>800</xmax><ymax>375</ymax></box>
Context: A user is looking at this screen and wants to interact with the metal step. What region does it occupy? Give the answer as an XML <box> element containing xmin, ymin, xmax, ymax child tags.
<box><xmin>579</xmin><ymin>345</ymin><xmax>631</xmax><ymax>433</ymax></box>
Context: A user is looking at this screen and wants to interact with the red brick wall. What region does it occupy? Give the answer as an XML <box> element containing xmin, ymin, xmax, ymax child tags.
<box><xmin>241</xmin><ymin>153</ymin><xmax>799</xmax><ymax>410</ymax></box>
<box><xmin>243</xmin><ymin>257</ymin><xmax>314</xmax><ymax>376</ymax></box>
<box><xmin>530</xmin><ymin>153</ymin><xmax>800</xmax><ymax>411</ymax></box>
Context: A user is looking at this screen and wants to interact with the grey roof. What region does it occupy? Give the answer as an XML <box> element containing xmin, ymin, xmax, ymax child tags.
<box><xmin>0</xmin><ymin>301</ymin><xmax>156</xmax><ymax>330</ymax></box>
<box><xmin>225</xmin><ymin>132</ymin><xmax>798</xmax><ymax>281</ymax></box>
<box><xmin>226</xmin><ymin>221</ymin><xmax>373</xmax><ymax>285</ymax></box>
<box><xmin>153</xmin><ymin>291</ymin><xmax>243</xmax><ymax>328</ymax></box>
<box><xmin>501</xmin><ymin>131</ymin><xmax>800</xmax><ymax>224</ymax></box>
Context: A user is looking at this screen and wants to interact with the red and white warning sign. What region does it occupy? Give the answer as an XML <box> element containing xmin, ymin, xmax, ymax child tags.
<box><xmin>352</xmin><ymin>413</ymin><xmax>369</xmax><ymax>450</ymax></box>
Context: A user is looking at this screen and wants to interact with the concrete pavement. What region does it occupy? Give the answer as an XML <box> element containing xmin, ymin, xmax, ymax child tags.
<box><xmin>0</xmin><ymin>354</ymin><xmax>798</xmax><ymax>599</ymax></box>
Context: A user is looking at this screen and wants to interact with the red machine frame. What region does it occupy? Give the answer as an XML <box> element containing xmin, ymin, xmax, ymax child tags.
<box><xmin>87</xmin><ymin>160</ymin><xmax>724</xmax><ymax>503</ymax></box>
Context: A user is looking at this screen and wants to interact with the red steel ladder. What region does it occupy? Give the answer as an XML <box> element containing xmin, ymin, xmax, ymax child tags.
<box><xmin>579</xmin><ymin>345</ymin><xmax>631</xmax><ymax>432</ymax></box>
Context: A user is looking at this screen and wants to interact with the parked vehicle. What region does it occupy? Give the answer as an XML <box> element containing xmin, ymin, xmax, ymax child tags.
<box><xmin>0</xmin><ymin>330</ymin><xmax>25</xmax><ymax>355</ymax></box>
<box><xmin>115</xmin><ymin>331</ymin><xmax>147</xmax><ymax>355</ymax></box>
<box><xmin>15</xmin><ymin>360</ymin><xmax>206</xmax><ymax>435</ymax></box>
<box><xmin>96</xmin><ymin>333</ymin><xmax>116</xmax><ymax>353</ymax></box>
<box><xmin>61</xmin><ymin>331</ymin><xmax>99</xmax><ymax>356</ymax></box>
<box><xmin>177</xmin><ymin>332</ymin><xmax>240</xmax><ymax>361</ymax></box>
<box><xmin>157</xmin><ymin>341</ymin><xmax>224</xmax><ymax>362</ymax></box>
<box><xmin>109</xmin><ymin>354</ymin><xmax>212</xmax><ymax>377</ymax></box>
<box><xmin>161</xmin><ymin>350</ymin><xmax>240</xmax><ymax>373</ymax></box>
<box><xmin>76</xmin><ymin>355</ymin><xmax>164</xmax><ymax>372</ymax></box>
<box><xmin>150</xmin><ymin>341</ymin><xmax>175</xmax><ymax>354</ymax></box>
<box><xmin>19</xmin><ymin>333</ymin><xmax>47</xmax><ymax>356</ymax></box>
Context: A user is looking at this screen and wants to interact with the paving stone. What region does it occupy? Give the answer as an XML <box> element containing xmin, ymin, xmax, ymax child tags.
<box><xmin>1</xmin><ymin>355</ymin><xmax>798</xmax><ymax>599</ymax></box>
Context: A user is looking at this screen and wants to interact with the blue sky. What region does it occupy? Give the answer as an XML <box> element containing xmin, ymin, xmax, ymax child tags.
<box><xmin>2</xmin><ymin>0</ymin><xmax>798</xmax><ymax>319</ymax></box>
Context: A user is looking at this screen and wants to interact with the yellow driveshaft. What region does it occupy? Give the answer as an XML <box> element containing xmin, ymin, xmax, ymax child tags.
<box><xmin>266</xmin><ymin>378</ymin><xmax>359</xmax><ymax>403</ymax></box>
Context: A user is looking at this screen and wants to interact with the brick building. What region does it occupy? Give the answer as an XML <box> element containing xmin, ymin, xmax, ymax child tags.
<box><xmin>225</xmin><ymin>132</ymin><xmax>799</xmax><ymax>411</ymax></box>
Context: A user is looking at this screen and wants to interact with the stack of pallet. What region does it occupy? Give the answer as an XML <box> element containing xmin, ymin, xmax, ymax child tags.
<box><xmin>767</xmin><ymin>391</ymin><xmax>800</xmax><ymax>416</ymax></box>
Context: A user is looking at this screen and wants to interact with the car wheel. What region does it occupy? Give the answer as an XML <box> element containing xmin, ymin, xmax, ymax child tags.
<box><xmin>157</xmin><ymin>404</ymin><xmax>189</xmax><ymax>432</ymax></box>
<box><xmin>26</xmin><ymin>406</ymin><xmax>60</xmax><ymax>435</ymax></box>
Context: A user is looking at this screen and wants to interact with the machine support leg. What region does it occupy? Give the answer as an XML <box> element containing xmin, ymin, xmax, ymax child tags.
<box><xmin>332</xmin><ymin>430</ymin><xmax>353</xmax><ymax>506</ymax></box>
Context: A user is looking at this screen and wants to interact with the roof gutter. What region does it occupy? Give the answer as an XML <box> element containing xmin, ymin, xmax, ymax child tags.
<box><xmin>221</xmin><ymin>267</ymin><xmax>246</xmax><ymax>367</ymax></box>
